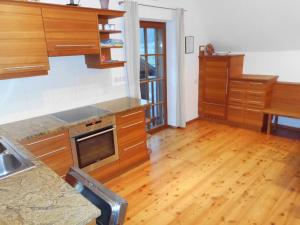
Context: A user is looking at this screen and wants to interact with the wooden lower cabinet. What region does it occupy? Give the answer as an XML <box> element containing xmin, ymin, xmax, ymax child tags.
<box><xmin>89</xmin><ymin>107</ymin><xmax>149</xmax><ymax>183</ymax></box>
<box><xmin>21</xmin><ymin>130</ymin><xmax>73</xmax><ymax>177</ymax></box>
<box><xmin>89</xmin><ymin>161</ymin><xmax>120</xmax><ymax>183</ymax></box>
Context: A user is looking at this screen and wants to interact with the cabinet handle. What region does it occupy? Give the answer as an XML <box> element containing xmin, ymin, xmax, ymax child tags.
<box><xmin>26</xmin><ymin>133</ymin><xmax>65</xmax><ymax>146</ymax></box>
<box><xmin>55</xmin><ymin>44</ymin><xmax>96</xmax><ymax>48</ymax></box>
<box><xmin>225</xmin><ymin>67</ymin><xmax>229</xmax><ymax>95</ymax></box>
<box><xmin>4</xmin><ymin>65</ymin><xmax>46</xmax><ymax>71</ymax></box>
<box><xmin>121</xmin><ymin>121</ymin><xmax>144</xmax><ymax>129</ymax></box>
<box><xmin>37</xmin><ymin>146</ymin><xmax>66</xmax><ymax>159</ymax></box>
<box><xmin>121</xmin><ymin>110</ymin><xmax>143</xmax><ymax>118</ymax></box>
<box><xmin>123</xmin><ymin>141</ymin><xmax>145</xmax><ymax>152</ymax></box>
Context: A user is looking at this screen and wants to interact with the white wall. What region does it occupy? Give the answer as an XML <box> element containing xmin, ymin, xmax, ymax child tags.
<box><xmin>0</xmin><ymin>0</ymin><xmax>127</xmax><ymax>125</ymax></box>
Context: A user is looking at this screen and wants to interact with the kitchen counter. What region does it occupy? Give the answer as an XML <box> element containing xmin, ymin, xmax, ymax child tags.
<box><xmin>0</xmin><ymin>136</ymin><xmax>101</xmax><ymax>225</ymax></box>
<box><xmin>0</xmin><ymin>97</ymin><xmax>147</xmax><ymax>225</ymax></box>
<box><xmin>0</xmin><ymin>97</ymin><xmax>148</xmax><ymax>142</ymax></box>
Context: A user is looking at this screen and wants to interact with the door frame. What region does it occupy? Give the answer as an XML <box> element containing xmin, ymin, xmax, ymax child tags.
<box><xmin>140</xmin><ymin>20</ymin><xmax>168</xmax><ymax>133</ymax></box>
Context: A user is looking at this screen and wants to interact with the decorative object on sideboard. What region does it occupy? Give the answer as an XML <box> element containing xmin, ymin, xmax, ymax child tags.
<box><xmin>66</xmin><ymin>0</ymin><xmax>81</xmax><ymax>6</ymax></box>
<box><xmin>199</xmin><ymin>45</ymin><xmax>205</xmax><ymax>56</ymax></box>
<box><xmin>185</xmin><ymin>36</ymin><xmax>194</xmax><ymax>54</ymax></box>
<box><xmin>100</xmin><ymin>0</ymin><xmax>110</xmax><ymax>9</ymax></box>
<box><xmin>205</xmin><ymin>43</ymin><xmax>215</xmax><ymax>56</ymax></box>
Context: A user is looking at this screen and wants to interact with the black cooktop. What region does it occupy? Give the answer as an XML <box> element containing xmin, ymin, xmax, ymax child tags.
<box><xmin>52</xmin><ymin>106</ymin><xmax>111</xmax><ymax>123</ymax></box>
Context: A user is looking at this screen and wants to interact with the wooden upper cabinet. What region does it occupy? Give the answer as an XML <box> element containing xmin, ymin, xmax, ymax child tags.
<box><xmin>199</xmin><ymin>55</ymin><xmax>244</xmax><ymax>119</ymax></box>
<box><xmin>0</xmin><ymin>4</ymin><xmax>49</xmax><ymax>80</ymax></box>
<box><xmin>42</xmin><ymin>8</ymin><xmax>100</xmax><ymax>56</ymax></box>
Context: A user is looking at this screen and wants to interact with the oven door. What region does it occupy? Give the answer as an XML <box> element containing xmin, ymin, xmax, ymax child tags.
<box><xmin>74</xmin><ymin>125</ymin><xmax>118</xmax><ymax>172</ymax></box>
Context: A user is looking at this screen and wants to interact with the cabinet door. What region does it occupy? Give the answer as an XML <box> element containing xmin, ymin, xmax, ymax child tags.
<box><xmin>0</xmin><ymin>4</ymin><xmax>49</xmax><ymax>79</ymax></box>
<box><xmin>42</xmin><ymin>8</ymin><xmax>100</xmax><ymax>56</ymax></box>
<box><xmin>203</xmin><ymin>60</ymin><xmax>229</xmax><ymax>105</ymax></box>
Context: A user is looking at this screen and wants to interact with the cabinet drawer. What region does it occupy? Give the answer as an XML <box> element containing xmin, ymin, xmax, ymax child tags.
<box><xmin>22</xmin><ymin>131</ymin><xmax>69</xmax><ymax>157</ymax></box>
<box><xmin>246</xmin><ymin>100</ymin><xmax>265</xmax><ymax>109</ymax></box>
<box><xmin>116</xmin><ymin>108</ymin><xmax>145</xmax><ymax>127</ymax></box>
<box><xmin>247</xmin><ymin>91</ymin><xmax>265</xmax><ymax>102</ymax></box>
<box><xmin>22</xmin><ymin>130</ymin><xmax>73</xmax><ymax>177</ymax></box>
<box><xmin>228</xmin><ymin>89</ymin><xmax>245</xmax><ymax>106</ymax></box>
<box><xmin>119</xmin><ymin>139</ymin><xmax>147</xmax><ymax>159</ymax></box>
<box><xmin>227</xmin><ymin>105</ymin><xmax>244</xmax><ymax>124</ymax></box>
<box><xmin>230</xmin><ymin>80</ymin><xmax>247</xmax><ymax>89</ymax></box>
<box><xmin>244</xmin><ymin>108</ymin><xmax>264</xmax><ymax>128</ymax></box>
<box><xmin>202</xmin><ymin>102</ymin><xmax>226</xmax><ymax>118</ymax></box>
<box><xmin>117</xmin><ymin>121</ymin><xmax>146</xmax><ymax>146</ymax></box>
<box><xmin>39</xmin><ymin>146</ymin><xmax>73</xmax><ymax>177</ymax></box>
<box><xmin>248</xmin><ymin>82</ymin><xmax>265</xmax><ymax>91</ymax></box>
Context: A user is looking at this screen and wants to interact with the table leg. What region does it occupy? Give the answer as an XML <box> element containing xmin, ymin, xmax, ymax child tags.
<box><xmin>267</xmin><ymin>114</ymin><xmax>272</xmax><ymax>135</ymax></box>
<box><xmin>274</xmin><ymin>115</ymin><xmax>279</xmax><ymax>130</ymax></box>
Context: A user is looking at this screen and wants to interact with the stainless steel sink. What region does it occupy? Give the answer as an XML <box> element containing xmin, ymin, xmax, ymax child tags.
<box><xmin>0</xmin><ymin>137</ymin><xmax>35</xmax><ymax>180</ymax></box>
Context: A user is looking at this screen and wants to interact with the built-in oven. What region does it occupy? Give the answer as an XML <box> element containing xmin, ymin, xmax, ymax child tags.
<box><xmin>69</xmin><ymin>115</ymin><xmax>119</xmax><ymax>172</ymax></box>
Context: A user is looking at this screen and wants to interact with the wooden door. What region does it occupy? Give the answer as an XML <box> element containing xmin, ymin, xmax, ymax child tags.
<box><xmin>202</xmin><ymin>58</ymin><xmax>229</xmax><ymax>118</ymax></box>
<box><xmin>0</xmin><ymin>4</ymin><xmax>49</xmax><ymax>79</ymax></box>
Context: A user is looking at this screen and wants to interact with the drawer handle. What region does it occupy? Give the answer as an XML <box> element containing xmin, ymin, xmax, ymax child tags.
<box><xmin>247</xmin><ymin>91</ymin><xmax>264</xmax><ymax>95</ymax></box>
<box><xmin>123</xmin><ymin>141</ymin><xmax>145</xmax><ymax>152</ymax></box>
<box><xmin>121</xmin><ymin>121</ymin><xmax>144</xmax><ymax>129</ymax></box>
<box><xmin>26</xmin><ymin>133</ymin><xmax>65</xmax><ymax>146</ymax></box>
<box><xmin>121</xmin><ymin>110</ymin><xmax>143</xmax><ymax>118</ymax></box>
<box><xmin>246</xmin><ymin>109</ymin><xmax>261</xmax><ymax>113</ymax></box>
<box><xmin>4</xmin><ymin>65</ymin><xmax>46</xmax><ymax>71</ymax></box>
<box><xmin>37</xmin><ymin>146</ymin><xmax>66</xmax><ymax>159</ymax></box>
<box><xmin>55</xmin><ymin>44</ymin><xmax>96</xmax><ymax>48</ymax></box>
<box><xmin>203</xmin><ymin>102</ymin><xmax>224</xmax><ymax>107</ymax></box>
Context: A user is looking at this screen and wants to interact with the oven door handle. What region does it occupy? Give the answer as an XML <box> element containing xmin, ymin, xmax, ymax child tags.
<box><xmin>76</xmin><ymin>128</ymin><xmax>115</xmax><ymax>142</ymax></box>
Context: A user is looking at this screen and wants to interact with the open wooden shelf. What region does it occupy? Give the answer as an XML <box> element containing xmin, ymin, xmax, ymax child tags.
<box><xmin>99</xmin><ymin>30</ymin><xmax>122</xmax><ymax>34</ymax></box>
<box><xmin>101</xmin><ymin>46</ymin><xmax>123</xmax><ymax>49</ymax></box>
<box><xmin>85</xmin><ymin>60</ymin><xmax>126</xmax><ymax>69</ymax></box>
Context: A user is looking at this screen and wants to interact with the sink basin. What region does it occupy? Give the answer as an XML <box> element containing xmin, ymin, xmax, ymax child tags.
<box><xmin>0</xmin><ymin>137</ymin><xmax>35</xmax><ymax>180</ymax></box>
<box><xmin>0</xmin><ymin>154</ymin><xmax>22</xmax><ymax>177</ymax></box>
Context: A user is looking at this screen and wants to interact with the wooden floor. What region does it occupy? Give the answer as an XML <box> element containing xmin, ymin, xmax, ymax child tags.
<box><xmin>106</xmin><ymin>120</ymin><xmax>300</xmax><ymax>225</ymax></box>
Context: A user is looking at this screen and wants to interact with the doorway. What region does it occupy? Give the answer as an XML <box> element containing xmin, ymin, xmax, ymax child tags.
<box><xmin>139</xmin><ymin>21</ymin><xmax>167</xmax><ymax>132</ymax></box>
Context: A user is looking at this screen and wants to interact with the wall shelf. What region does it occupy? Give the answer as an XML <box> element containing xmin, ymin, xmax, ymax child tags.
<box><xmin>99</xmin><ymin>30</ymin><xmax>122</xmax><ymax>34</ymax></box>
<box><xmin>86</xmin><ymin>11</ymin><xmax>126</xmax><ymax>69</ymax></box>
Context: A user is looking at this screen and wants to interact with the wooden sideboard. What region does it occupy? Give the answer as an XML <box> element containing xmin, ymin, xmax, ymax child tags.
<box><xmin>228</xmin><ymin>75</ymin><xmax>278</xmax><ymax>130</ymax></box>
<box><xmin>199</xmin><ymin>55</ymin><xmax>278</xmax><ymax>131</ymax></box>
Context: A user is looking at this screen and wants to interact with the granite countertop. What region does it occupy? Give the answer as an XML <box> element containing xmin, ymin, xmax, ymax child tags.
<box><xmin>0</xmin><ymin>136</ymin><xmax>101</xmax><ymax>225</ymax></box>
<box><xmin>0</xmin><ymin>97</ymin><xmax>147</xmax><ymax>225</ymax></box>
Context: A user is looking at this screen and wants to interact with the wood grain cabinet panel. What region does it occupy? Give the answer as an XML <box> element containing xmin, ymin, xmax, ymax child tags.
<box><xmin>228</xmin><ymin>75</ymin><xmax>278</xmax><ymax>131</ymax></box>
<box><xmin>227</xmin><ymin>105</ymin><xmax>244</xmax><ymax>124</ymax></box>
<box><xmin>0</xmin><ymin>3</ymin><xmax>49</xmax><ymax>79</ymax></box>
<box><xmin>22</xmin><ymin>130</ymin><xmax>73</xmax><ymax>177</ymax></box>
<box><xmin>199</xmin><ymin>55</ymin><xmax>244</xmax><ymax>119</ymax></box>
<box><xmin>116</xmin><ymin>108</ymin><xmax>149</xmax><ymax>172</ymax></box>
<box><xmin>42</xmin><ymin>8</ymin><xmax>100</xmax><ymax>56</ymax></box>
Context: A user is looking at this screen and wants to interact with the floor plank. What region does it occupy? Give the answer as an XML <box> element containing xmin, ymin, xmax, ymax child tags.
<box><xmin>106</xmin><ymin>120</ymin><xmax>300</xmax><ymax>225</ymax></box>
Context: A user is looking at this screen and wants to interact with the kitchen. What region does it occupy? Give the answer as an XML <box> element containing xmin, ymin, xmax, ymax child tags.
<box><xmin>1</xmin><ymin>0</ymin><xmax>300</xmax><ymax>225</ymax></box>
